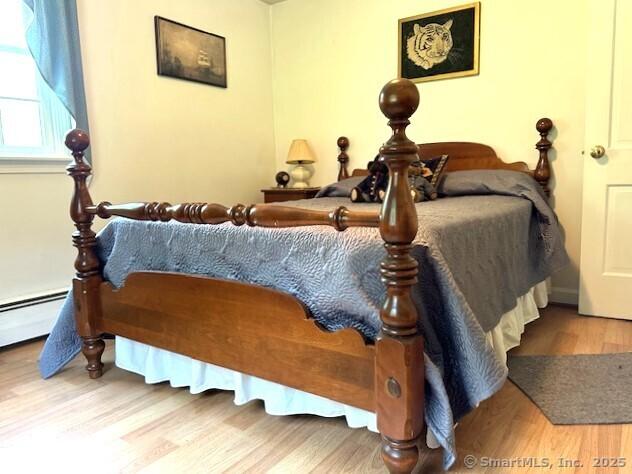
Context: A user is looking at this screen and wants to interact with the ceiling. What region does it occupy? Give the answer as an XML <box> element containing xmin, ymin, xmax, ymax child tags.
<box><xmin>259</xmin><ymin>0</ymin><xmax>287</xmax><ymax>4</ymax></box>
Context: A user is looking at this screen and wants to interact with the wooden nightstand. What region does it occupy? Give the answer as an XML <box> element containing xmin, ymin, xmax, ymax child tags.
<box><xmin>261</xmin><ymin>187</ymin><xmax>321</xmax><ymax>203</ymax></box>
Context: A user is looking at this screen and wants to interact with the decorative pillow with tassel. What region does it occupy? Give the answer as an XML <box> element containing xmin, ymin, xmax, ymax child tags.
<box><xmin>350</xmin><ymin>154</ymin><xmax>449</xmax><ymax>203</ymax></box>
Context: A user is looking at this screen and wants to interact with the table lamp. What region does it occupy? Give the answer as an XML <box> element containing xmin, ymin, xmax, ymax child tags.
<box><xmin>286</xmin><ymin>139</ymin><xmax>316</xmax><ymax>188</ymax></box>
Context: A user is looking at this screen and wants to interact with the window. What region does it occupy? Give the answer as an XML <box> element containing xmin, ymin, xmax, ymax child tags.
<box><xmin>0</xmin><ymin>0</ymin><xmax>74</xmax><ymax>161</ymax></box>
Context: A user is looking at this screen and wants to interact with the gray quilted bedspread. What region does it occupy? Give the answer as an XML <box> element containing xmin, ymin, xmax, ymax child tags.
<box><xmin>39</xmin><ymin>171</ymin><xmax>568</xmax><ymax>469</ymax></box>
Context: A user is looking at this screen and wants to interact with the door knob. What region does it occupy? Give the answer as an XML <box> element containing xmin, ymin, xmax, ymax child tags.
<box><xmin>590</xmin><ymin>145</ymin><xmax>606</xmax><ymax>159</ymax></box>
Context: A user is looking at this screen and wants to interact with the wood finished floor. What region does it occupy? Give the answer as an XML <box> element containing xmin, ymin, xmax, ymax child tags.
<box><xmin>0</xmin><ymin>305</ymin><xmax>631</xmax><ymax>474</ymax></box>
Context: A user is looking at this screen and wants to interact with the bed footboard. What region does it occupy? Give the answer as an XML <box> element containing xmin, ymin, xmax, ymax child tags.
<box><xmin>100</xmin><ymin>272</ymin><xmax>375</xmax><ymax>409</ymax></box>
<box><xmin>65</xmin><ymin>79</ymin><xmax>425</xmax><ymax>473</ymax></box>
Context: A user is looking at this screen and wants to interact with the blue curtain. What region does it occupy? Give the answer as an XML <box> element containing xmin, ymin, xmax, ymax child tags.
<box><xmin>22</xmin><ymin>0</ymin><xmax>90</xmax><ymax>157</ymax></box>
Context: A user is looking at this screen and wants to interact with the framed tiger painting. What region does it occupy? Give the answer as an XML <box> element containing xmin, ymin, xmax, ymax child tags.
<box><xmin>398</xmin><ymin>2</ymin><xmax>480</xmax><ymax>83</ymax></box>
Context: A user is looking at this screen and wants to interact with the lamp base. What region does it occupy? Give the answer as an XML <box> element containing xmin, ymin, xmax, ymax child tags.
<box><xmin>289</xmin><ymin>163</ymin><xmax>313</xmax><ymax>188</ymax></box>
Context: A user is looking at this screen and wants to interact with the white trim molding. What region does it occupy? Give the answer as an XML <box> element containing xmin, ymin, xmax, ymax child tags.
<box><xmin>0</xmin><ymin>288</ymin><xmax>68</xmax><ymax>307</ymax></box>
<box><xmin>549</xmin><ymin>286</ymin><xmax>579</xmax><ymax>306</ymax></box>
<box><xmin>0</xmin><ymin>158</ymin><xmax>68</xmax><ymax>174</ymax></box>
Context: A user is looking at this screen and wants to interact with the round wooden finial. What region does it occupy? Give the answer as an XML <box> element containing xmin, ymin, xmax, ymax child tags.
<box><xmin>536</xmin><ymin>117</ymin><xmax>553</xmax><ymax>135</ymax></box>
<box><xmin>337</xmin><ymin>136</ymin><xmax>349</xmax><ymax>150</ymax></box>
<box><xmin>379</xmin><ymin>79</ymin><xmax>419</xmax><ymax>121</ymax></box>
<box><xmin>65</xmin><ymin>129</ymin><xmax>90</xmax><ymax>153</ymax></box>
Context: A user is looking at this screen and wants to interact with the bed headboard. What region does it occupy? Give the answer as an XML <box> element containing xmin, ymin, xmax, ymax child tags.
<box><xmin>339</xmin><ymin>118</ymin><xmax>554</xmax><ymax>195</ymax></box>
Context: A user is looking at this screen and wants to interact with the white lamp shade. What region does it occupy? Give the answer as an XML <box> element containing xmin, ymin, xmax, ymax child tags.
<box><xmin>286</xmin><ymin>139</ymin><xmax>316</xmax><ymax>164</ymax></box>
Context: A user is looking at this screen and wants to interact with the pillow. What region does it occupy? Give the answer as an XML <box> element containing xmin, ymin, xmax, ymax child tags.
<box><xmin>350</xmin><ymin>154</ymin><xmax>448</xmax><ymax>203</ymax></box>
<box><xmin>314</xmin><ymin>176</ymin><xmax>364</xmax><ymax>198</ymax></box>
<box><xmin>437</xmin><ymin>169</ymin><xmax>548</xmax><ymax>200</ymax></box>
<box><xmin>415</xmin><ymin>154</ymin><xmax>450</xmax><ymax>187</ymax></box>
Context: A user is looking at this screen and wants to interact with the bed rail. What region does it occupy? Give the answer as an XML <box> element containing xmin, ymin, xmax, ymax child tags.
<box><xmin>86</xmin><ymin>201</ymin><xmax>379</xmax><ymax>229</ymax></box>
<box><xmin>66</xmin><ymin>78</ymin><xmax>424</xmax><ymax>474</ymax></box>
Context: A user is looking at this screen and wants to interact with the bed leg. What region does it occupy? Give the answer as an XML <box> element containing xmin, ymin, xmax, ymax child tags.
<box><xmin>382</xmin><ymin>436</ymin><xmax>420</xmax><ymax>473</ymax></box>
<box><xmin>375</xmin><ymin>79</ymin><xmax>425</xmax><ymax>474</ymax></box>
<box><xmin>82</xmin><ymin>336</ymin><xmax>105</xmax><ymax>379</ymax></box>
<box><xmin>67</xmin><ymin>129</ymin><xmax>104</xmax><ymax>379</ymax></box>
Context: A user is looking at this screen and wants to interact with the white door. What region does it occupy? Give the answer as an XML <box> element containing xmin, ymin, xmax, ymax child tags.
<box><xmin>579</xmin><ymin>0</ymin><xmax>632</xmax><ymax>319</ymax></box>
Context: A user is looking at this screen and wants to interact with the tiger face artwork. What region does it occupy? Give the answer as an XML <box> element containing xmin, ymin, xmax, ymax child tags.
<box><xmin>406</xmin><ymin>19</ymin><xmax>453</xmax><ymax>70</ymax></box>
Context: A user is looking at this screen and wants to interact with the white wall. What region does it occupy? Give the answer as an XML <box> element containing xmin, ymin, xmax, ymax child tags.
<box><xmin>0</xmin><ymin>0</ymin><xmax>587</xmax><ymax>305</ymax></box>
<box><xmin>0</xmin><ymin>0</ymin><xmax>276</xmax><ymax>303</ymax></box>
<box><xmin>270</xmin><ymin>0</ymin><xmax>586</xmax><ymax>302</ymax></box>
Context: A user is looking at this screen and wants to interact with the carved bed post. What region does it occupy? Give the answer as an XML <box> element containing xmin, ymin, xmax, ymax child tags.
<box><xmin>66</xmin><ymin>129</ymin><xmax>105</xmax><ymax>379</ymax></box>
<box><xmin>337</xmin><ymin>136</ymin><xmax>350</xmax><ymax>181</ymax></box>
<box><xmin>375</xmin><ymin>79</ymin><xmax>424</xmax><ymax>473</ymax></box>
<box><xmin>535</xmin><ymin>117</ymin><xmax>553</xmax><ymax>196</ymax></box>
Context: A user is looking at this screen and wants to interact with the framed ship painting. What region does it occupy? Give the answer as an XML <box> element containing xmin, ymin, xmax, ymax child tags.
<box><xmin>398</xmin><ymin>2</ymin><xmax>480</xmax><ymax>83</ymax></box>
<box><xmin>154</xmin><ymin>16</ymin><xmax>227</xmax><ymax>88</ymax></box>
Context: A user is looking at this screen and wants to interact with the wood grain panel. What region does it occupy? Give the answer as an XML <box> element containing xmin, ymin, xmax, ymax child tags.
<box><xmin>98</xmin><ymin>272</ymin><xmax>375</xmax><ymax>411</ymax></box>
<box><xmin>351</xmin><ymin>142</ymin><xmax>530</xmax><ymax>176</ymax></box>
<box><xmin>421</xmin><ymin>142</ymin><xmax>530</xmax><ymax>172</ymax></box>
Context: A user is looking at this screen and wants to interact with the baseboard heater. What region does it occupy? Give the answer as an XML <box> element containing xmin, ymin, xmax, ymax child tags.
<box><xmin>0</xmin><ymin>290</ymin><xmax>67</xmax><ymax>313</ymax></box>
<box><xmin>0</xmin><ymin>290</ymin><xmax>68</xmax><ymax>347</ymax></box>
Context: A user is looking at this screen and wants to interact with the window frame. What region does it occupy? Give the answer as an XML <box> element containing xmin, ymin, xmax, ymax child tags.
<box><xmin>0</xmin><ymin>3</ymin><xmax>75</xmax><ymax>174</ymax></box>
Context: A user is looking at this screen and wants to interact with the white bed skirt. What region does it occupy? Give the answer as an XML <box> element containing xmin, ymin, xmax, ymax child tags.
<box><xmin>116</xmin><ymin>282</ymin><xmax>548</xmax><ymax>440</ymax></box>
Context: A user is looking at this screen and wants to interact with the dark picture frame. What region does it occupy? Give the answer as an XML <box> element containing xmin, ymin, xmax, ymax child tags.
<box><xmin>154</xmin><ymin>16</ymin><xmax>227</xmax><ymax>88</ymax></box>
<box><xmin>398</xmin><ymin>2</ymin><xmax>480</xmax><ymax>83</ymax></box>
